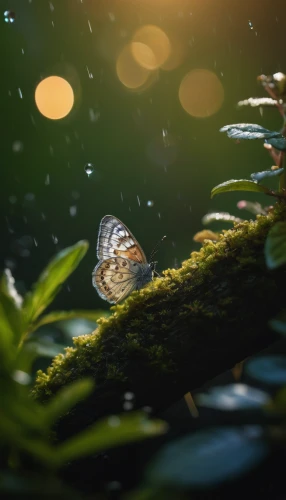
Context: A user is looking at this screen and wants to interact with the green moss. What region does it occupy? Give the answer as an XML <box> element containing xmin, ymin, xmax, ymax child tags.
<box><xmin>33</xmin><ymin>203</ymin><xmax>286</xmax><ymax>426</ymax></box>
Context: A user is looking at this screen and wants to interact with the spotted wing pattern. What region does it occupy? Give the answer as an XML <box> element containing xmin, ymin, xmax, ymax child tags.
<box><xmin>97</xmin><ymin>215</ymin><xmax>147</xmax><ymax>263</ymax></box>
<box><xmin>93</xmin><ymin>215</ymin><xmax>153</xmax><ymax>304</ymax></box>
<box><xmin>92</xmin><ymin>256</ymin><xmax>152</xmax><ymax>304</ymax></box>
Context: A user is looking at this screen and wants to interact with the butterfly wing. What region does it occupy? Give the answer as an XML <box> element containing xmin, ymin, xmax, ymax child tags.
<box><xmin>97</xmin><ymin>215</ymin><xmax>147</xmax><ymax>264</ymax></box>
<box><xmin>92</xmin><ymin>257</ymin><xmax>143</xmax><ymax>304</ymax></box>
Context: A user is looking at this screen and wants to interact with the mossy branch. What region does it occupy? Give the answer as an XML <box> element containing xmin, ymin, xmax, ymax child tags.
<box><xmin>33</xmin><ymin>203</ymin><xmax>286</xmax><ymax>435</ymax></box>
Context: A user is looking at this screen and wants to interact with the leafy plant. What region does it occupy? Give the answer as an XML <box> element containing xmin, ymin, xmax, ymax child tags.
<box><xmin>0</xmin><ymin>240</ymin><xmax>166</xmax><ymax>495</ymax></box>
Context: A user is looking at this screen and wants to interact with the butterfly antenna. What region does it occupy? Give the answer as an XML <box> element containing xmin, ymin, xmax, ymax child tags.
<box><xmin>150</xmin><ymin>235</ymin><xmax>166</xmax><ymax>261</ymax></box>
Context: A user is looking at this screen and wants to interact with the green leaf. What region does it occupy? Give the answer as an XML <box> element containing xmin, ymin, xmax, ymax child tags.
<box><xmin>31</xmin><ymin>309</ymin><xmax>106</xmax><ymax>332</ymax></box>
<box><xmin>43</xmin><ymin>378</ymin><xmax>94</xmax><ymax>425</ymax></box>
<box><xmin>0</xmin><ymin>292</ymin><xmax>23</xmax><ymax>361</ymax></box>
<box><xmin>23</xmin><ymin>240</ymin><xmax>89</xmax><ymax>325</ymax></box>
<box><xmin>147</xmin><ymin>427</ymin><xmax>268</xmax><ymax>488</ymax></box>
<box><xmin>220</xmin><ymin>123</ymin><xmax>281</xmax><ymax>140</ymax></box>
<box><xmin>55</xmin><ymin>412</ymin><xmax>167</xmax><ymax>465</ymax></box>
<box><xmin>250</xmin><ymin>168</ymin><xmax>284</xmax><ymax>183</ymax></box>
<box><xmin>196</xmin><ymin>384</ymin><xmax>270</xmax><ymax>411</ymax></box>
<box><xmin>245</xmin><ymin>356</ymin><xmax>286</xmax><ymax>386</ymax></box>
<box><xmin>265</xmin><ymin>221</ymin><xmax>286</xmax><ymax>269</ymax></box>
<box><xmin>16</xmin><ymin>340</ymin><xmax>64</xmax><ymax>373</ymax></box>
<box><xmin>269</xmin><ymin>310</ymin><xmax>286</xmax><ymax>335</ymax></box>
<box><xmin>1</xmin><ymin>269</ymin><xmax>23</xmax><ymax>309</ymax></box>
<box><xmin>211</xmin><ymin>180</ymin><xmax>270</xmax><ymax>199</ymax></box>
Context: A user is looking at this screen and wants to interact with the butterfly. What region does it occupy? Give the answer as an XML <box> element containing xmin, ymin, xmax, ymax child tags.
<box><xmin>92</xmin><ymin>215</ymin><xmax>157</xmax><ymax>304</ymax></box>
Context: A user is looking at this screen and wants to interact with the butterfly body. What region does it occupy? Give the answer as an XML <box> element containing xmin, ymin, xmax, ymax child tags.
<box><xmin>92</xmin><ymin>215</ymin><xmax>154</xmax><ymax>304</ymax></box>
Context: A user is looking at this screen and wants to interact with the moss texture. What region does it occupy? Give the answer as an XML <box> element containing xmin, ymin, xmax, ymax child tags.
<box><xmin>34</xmin><ymin>202</ymin><xmax>286</xmax><ymax>432</ymax></box>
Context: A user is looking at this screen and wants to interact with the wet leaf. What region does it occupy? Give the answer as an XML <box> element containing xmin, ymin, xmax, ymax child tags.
<box><xmin>23</xmin><ymin>240</ymin><xmax>89</xmax><ymax>325</ymax></box>
<box><xmin>269</xmin><ymin>310</ymin><xmax>286</xmax><ymax>335</ymax></box>
<box><xmin>196</xmin><ymin>384</ymin><xmax>270</xmax><ymax>411</ymax></box>
<box><xmin>250</xmin><ymin>168</ymin><xmax>284</xmax><ymax>183</ymax></box>
<box><xmin>44</xmin><ymin>378</ymin><xmax>94</xmax><ymax>425</ymax></box>
<box><xmin>265</xmin><ymin>137</ymin><xmax>286</xmax><ymax>151</ymax></box>
<box><xmin>0</xmin><ymin>291</ymin><xmax>23</xmax><ymax>359</ymax></box>
<box><xmin>147</xmin><ymin>427</ymin><xmax>268</xmax><ymax>488</ymax></box>
<box><xmin>265</xmin><ymin>221</ymin><xmax>286</xmax><ymax>269</ymax></box>
<box><xmin>55</xmin><ymin>412</ymin><xmax>167</xmax><ymax>465</ymax></box>
<box><xmin>246</xmin><ymin>356</ymin><xmax>286</xmax><ymax>386</ymax></box>
<box><xmin>220</xmin><ymin>123</ymin><xmax>281</xmax><ymax>140</ymax></box>
<box><xmin>211</xmin><ymin>180</ymin><xmax>270</xmax><ymax>198</ymax></box>
<box><xmin>1</xmin><ymin>269</ymin><xmax>23</xmax><ymax>309</ymax></box>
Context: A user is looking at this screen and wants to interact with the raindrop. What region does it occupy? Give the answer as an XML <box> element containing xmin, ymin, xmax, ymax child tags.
<box><xmin>24</xmin><ymin>192</ymin><xmax>35</xmax><ymax>202</ymax></box>
<box><xmin>89</xmin><ymin>108</ymin><xmax>100</xmax><ymax>122</ymax></box>
<box><xmin>123</xmin><ymin>401</ymin><xmax>133</xmax><ymax>411</ymax></box>
<box><xmin>84</xmin><ymin>163</ymin><xmax>94</xmax><ymax>176</ymax></box>
<box><xmin>18</xmin><ymin>88</ymin><xmax>23</xmax><ymax>99</ymax></box>
<box><xmin>45</xmin><ymin>174</ymin><xmax>50</xmax><ymax>185</ymax></box>
<box><xmin>4</xmin><ymin>10</ymin><xmax>15</xmax><ymax>23</ymax></box>
<box><xmin>52</xmin><ymin>234</ymin><xmax>58</xmax><ymax>244</ymax></box>
<box><xmin>147</xmin><ymin>200</ymin><xmax>154</xmax><ymax>207</ymax></box>
<box><xmin>108</xmin><ymin>12</ymin><xmax>115</xmax><ymax>22</ymax></box>
<box><xmin>248</xmin><ymin>20</ymin><xmax>254</xmax><ymax>30</ymax></box>
<box><xmin>69</xmin><ymin>205</ymin><xmax>77</xmax><ymax>217</ymax></box>
<box><xmin>124</xmin><ymin>391</ymin><xmax>135</xmax><ymax>401</ymax></box>
<box><xmin>12</xmin><ymin>140</ymin><xmax>23</xmax><ymax>153</ymax></box>
<box><xmin>137</xmin><ymin>195</ymin><xmax>141</xmax><ymax>207</ymax></box>
<box><xmin>120</xmin><ymin>191</ymin><xmax>124</xmax><ymax>202</ymax></box>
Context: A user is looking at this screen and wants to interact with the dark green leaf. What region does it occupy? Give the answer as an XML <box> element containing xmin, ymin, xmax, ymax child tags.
<box><xmin>196</xmin><ymin>384</ymin><xmax>270</xmax><ymax>411</ymax></box>
<box><xmin>44</xmin><ymin>378</ymin><xmax>94</xmax><ymax>425</ymax></box>
<box><xmin>265</xmin><ymin>137</ymin><xmax>286</xmax><ymax>151</ymax></box>
<box><xmin>32</xmin><ymin>309</ymin><xmax>106</xmax><ymax>332</ymax></box>
<box><xmin>55</xmin><ymin>412</ymin><xmax>167</xmax><ymax>465</ymax></box>
<box><xmin>23</xmin><ymin>240</ymin><xmax>89</xmax><ymax>325</ymax></box>
<box><xmin>220</xmin><ymin>123</ymin><xmax>280</xmax><ymax>140</ymax></box>
<box><xmin>250</xmin><ymin>168</ymin><xmax>284</xmax><ymax>183</ymax></box>
<box><xmin>265</xmin><ymin>221</ymin><xmax>286</xmax><ymax>269</ymax></box>
<box><xmin>245</xmin><ymin>356</ymin><xmax>286</xmax><ymax>386</ymax></box>
<box><xmin>148</xmin><ymin>427</ymin><xmax>268</xmax><ymax>488</ymax></box>
<box><xmin>211</xmin><ymin>180</ymin><xmax>270</xmax><ymax>199</ymax></box>
<box><xmin>202</xmin><ymin>212</ymin><xmax>243</xmax><ymax>225</ymax></box>
<box><xmin>0</xmin><ymin>292</ymin><xmax>23</xmax><ymax>360</ymax></box>
<box><xmin>269</xmin><ymin>310</ymin><xmax>286</xmax><ymax>335</ymax></box>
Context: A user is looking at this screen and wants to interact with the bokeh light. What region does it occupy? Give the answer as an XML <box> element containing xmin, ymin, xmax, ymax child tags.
<box><xmin>131</xmin><ymin>42</ymin><xmax>157</xmax><ymax>71</ymax></box>
<box><xmin>179</xmin><ymin>69</ymin><xmax>224</xmax><ymax>118</ymax></box>
<box><xmin>116</xmin><ymin>44</ymin><xmax>150</xmax><ymax>89</ymax></box>
<box><xmin>132</xmin><ymin>25</ymin><xmax>171</xmax><ymax>70</ymax></box>
<box><xmin>35</xmin><ymin>76</ymin><xmax>74</xmax><ymax>120</ymax></box>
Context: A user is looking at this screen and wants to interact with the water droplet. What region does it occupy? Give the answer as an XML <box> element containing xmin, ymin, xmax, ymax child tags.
<box><xmin>85</xmin><ymin>163</ymin><xmax>94</xmax><ymax>176</ymax></box>
<box><xmin>147</xmin><ymin>200</ymin><xmax>154</xmax><ymax>207</ymax></box>
<box><xmin>124</xmin><ymin>391</ymin><xmax>135</xmax><ymax>401</ymax></box>
<box><xmin>123</xmin><ymin>401</ymin><xmax>133</xmax><ymax>411</ymax></box>
<box><xmin>45</xmin><ymin>174</ymin><xmax>50</xmax><ymax>185</ymax></box>
<box><xmin>137</xmin><ymin>195</ymin><xmax>141</xmax><ymax>207</ymax></box>
<box><xmin>52</xmin><ymin>234</ymin><xmax>58</xmax><ymax>244</ymax></box>
<box><xmin>89</xmin><ymin>108</ymin><xmax>100</xmax><ymax>122</ymax></box>
<box><xmin>12</xmin><ymin>140</ymin><xmax>23</xmax><ymax>153</ymax></box>
<box><xmin>4</xmin><ymin>10</ymin><xmax>15</xmax><ymax>23</ymax></box>
<box><xmin>69</xmin><ymin>205</ymin><xmax>77</xmax><ymax>217</ymax></box>
<box><xmin>248</xmin><ymin>20</ymin><xmax>254</xmax><ymax>30</ymax></box>
<box><xmin>108</xmin><ymin>415</ymin><xmax>121</xmax><ymax>427</ymax></box>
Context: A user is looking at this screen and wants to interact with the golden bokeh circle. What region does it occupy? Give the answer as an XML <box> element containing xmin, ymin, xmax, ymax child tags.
<box><xmin>132</xmin><ymin>25</ymin><xmax>171</xmax><ymax>69</ymax></box>
<box><xmin>131</xmin><ymin>42</ymin><xmax>157</xmax><ymax>70</ymax></box>
<box><xmin>116</xmin><ymin>44</ymin><xmax>150</xmax><ymax>89</ymax></box>
<box><xmin>179</xmin><ymin>69</ymin><xmax>224</xmax><ymax>118</ymax></box>
<box><xmin>35</xmin><ymin>76</ymin><xmax>74</xmax><ymax>120</ymax></box>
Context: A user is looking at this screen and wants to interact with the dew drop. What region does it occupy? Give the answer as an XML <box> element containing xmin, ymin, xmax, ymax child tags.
<box><xmin>84</xmin><ymin>163</ymin><xmax>94</xmax><ymax>176</ymax></box>
<box><xmin>4</xmin><ymin>10</ymin><xmax>15</xmax><ymax>23</ymax></box>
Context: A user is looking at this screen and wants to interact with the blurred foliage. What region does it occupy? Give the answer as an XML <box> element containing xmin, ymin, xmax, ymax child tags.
<box><xmin>0</xmin><ymin>240</ymin><xmax>166</xmax><ymax>498</ymax></box>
